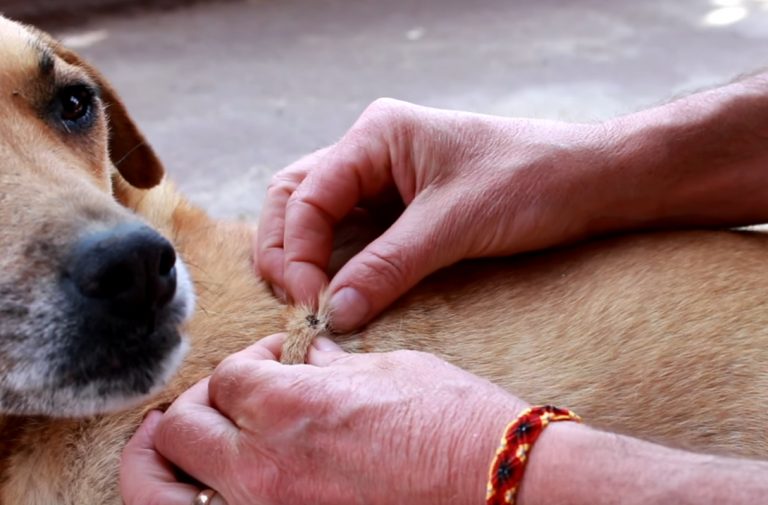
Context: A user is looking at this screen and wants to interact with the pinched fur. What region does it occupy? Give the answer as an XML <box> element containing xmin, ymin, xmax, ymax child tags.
<box><xmin>1</xmin><ymin>17</ymin><xmax>768</xmax><ymax>505</ymax></box>
<box><xmin>281</xmin><ymin>292</ymin><xmax>334</xmax><ymax>364</ymax></box>
<box><xmin>7</xmin><ymin>196</ymin><xmax>768</xmax><ymax>504</ymax></box>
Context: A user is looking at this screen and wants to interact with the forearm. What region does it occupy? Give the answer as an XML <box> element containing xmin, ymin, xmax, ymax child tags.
<box><xmin>587</xmin><ymin>71</ymin><xmax>768</xmax><ymax>233</ymax></box>
<box><xmin>518</xmin><ymin>423</ymin><xmax>768</xmax><ymax>505</ymax></box>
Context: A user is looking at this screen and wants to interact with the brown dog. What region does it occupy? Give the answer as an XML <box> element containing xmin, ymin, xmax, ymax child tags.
<box><xmin>0</xmin><ymin>15</ymin><xmax>766</xmax><ymax>505</ymax></box>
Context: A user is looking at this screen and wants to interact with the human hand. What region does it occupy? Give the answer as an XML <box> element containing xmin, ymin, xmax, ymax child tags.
<box><xmin>120</xmin><ymin>333</ymin><xmax>526</xmax><ymax>505</ymax></box>
<box><xmin>256</xmin><ymin>99</ymin><xmax>605</xmax><ymax>331</ymax></box>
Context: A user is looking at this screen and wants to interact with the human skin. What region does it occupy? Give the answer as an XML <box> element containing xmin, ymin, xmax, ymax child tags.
<box><xmin>120</xmin><ymin>333</ymin><xmax>525</xmax><ymax>505</ymax></box>
<box><xmin>257</xmin><ymin>74</ymin><xmax>768</xmax><ymax>331</ymax></box>
<box><xmin>120</xmin><ymin>334</ymin><xmax>768</xmax><ymax>505</ymax></box>
<box><xmin>518</xmin><ymin>424</ymin><xmax>768</xmax><ymax>505</ymax></box>
<box><xmin>122</xmin><ymin>75</ymin><xmax>768</xmax><ymax>503</ymax></box>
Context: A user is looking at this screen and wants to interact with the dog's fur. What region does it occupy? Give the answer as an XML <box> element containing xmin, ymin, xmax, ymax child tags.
<box><xmin>0</xmin><ymin>16</ymin><xmax>767</xmax><ymax>505</ymax></box>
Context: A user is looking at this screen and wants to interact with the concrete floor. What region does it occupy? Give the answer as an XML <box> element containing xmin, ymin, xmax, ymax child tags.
<box><xmin>40</xmin><ymin>0</ymin><xmax>768</xmax><ymax>218</ymax></box>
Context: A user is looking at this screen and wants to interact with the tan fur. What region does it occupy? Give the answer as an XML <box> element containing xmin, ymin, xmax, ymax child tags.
<box><xmin>281</xmin><ymin>292</ymin><xmax>334</xmax><ymax>364</ymax></box>
<box><xmin>0</xmin><ymin>16</ymin><xmax>767</xmax><ymax>505</ymax></box>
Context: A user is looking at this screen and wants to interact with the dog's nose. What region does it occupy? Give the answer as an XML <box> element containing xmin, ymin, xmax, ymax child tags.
<box><xmin>67</xmin><ymin>223</ymin><xmax>177</xmax><ymax>318</ymax></box>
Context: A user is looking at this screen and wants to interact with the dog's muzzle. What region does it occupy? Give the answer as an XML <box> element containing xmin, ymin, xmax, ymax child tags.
<box><xmin>66</xmin><ymin>222</ymin><xmax>178</xmax><ymax>322</ymax></box>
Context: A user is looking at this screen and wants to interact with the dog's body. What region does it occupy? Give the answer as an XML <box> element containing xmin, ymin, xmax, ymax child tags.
<box><xmin>0</xmin><ymin>16</ymin><xmax>766</xmax><ymax>505</ymax></box>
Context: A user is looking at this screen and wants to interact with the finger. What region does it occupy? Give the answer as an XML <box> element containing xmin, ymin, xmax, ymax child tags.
<box><xmin>208</xmin><ymin>360</ymin><xmax>286</xmax><ymax>430</ymax></box>
<box><xmin>208</xmin><ymin>338</ymin><xmax>329</xmax><ymax>434</ymax></box>
<box><xmin>206</xmin><ymin>333</ymin><xmax>285</xmax><ymax>418</ymax></box>
<box><xmin>327</xmin><ymin>200</ymin><xmax>457</xmax><ymax>331</ymax></box>
<box><xmin>120</xmin><ymin>410</ymin><xmax>202</xmax><ymax>505</ymax></box>
<box><xmin>239</xmin><ymin>332</ymin><xmax>287</xmax><ymax>362</ymax></box>
<box><xmin>282</xmin><ymin>129</ymin><xmax>396</xmax><ymax>306</ymax></box>
<box><xmin>306</xmin><ymin>336</ymin><xmax>350</xmax><ymax>367</ymax></box>
<box><xmin>256</xmin><ymin>172</ymin><xmax>297</xmax><ymax>293</ymax></box>
<box><xmin>256</xmin><ymin>149</ymin><xmax>331</xmax><ymax>296</ymax></box>
<box><xmin>154</xmin><ymin>379</ymin><xmax>238</xmax><ymax>493</ymax></box>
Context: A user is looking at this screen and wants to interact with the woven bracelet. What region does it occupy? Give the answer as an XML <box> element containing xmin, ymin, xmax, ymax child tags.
<box><xmin>486</xmin><ymin>405</ymin><xmax>582</xmax><ymax>505</ymax></box>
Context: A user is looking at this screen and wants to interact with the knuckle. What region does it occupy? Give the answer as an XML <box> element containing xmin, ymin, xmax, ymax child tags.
<box><xmin>284</xmin><ymin>194</ymin><xmax>335</xmax><ymax>235</ymax></box>
<box><xmin>266</xmin><ymin>174</ymin><xmax>297</xmax><ymax>199</ymax></box>
<box><xmin>410</xmin><ymin>349</ymin><xmax>443</xmax><ymax>365</ymax></box>
<box><xmin>359</xmin><ymin>248</ymin><xmax>414</xmax><ymax>290</ymax></box>
<box><xmin>391</xmin><ymin>348</ymin><xmax>432</xmax><ymax>364</ymax></box>
<box><xmin>378</xmin><ymin>349</ymin><xmax>443</xmax><ymax>372</ymax></box>
<box><xmin>285</xmin><ymin>190</ymin><xmax>305</xmax><ymax>210</ymax></box>
<box><xmin>355</xmin><ymin>98</ymin><xmax>414</xmax><ymax>135</ymax></box>
<box><xmin>372</xmin><ymin>350</ymin><xmax>408</xmax><ymax>372</ymax></box>
<box><xmin>208</xmin><ymin>358</ymin><xmax>253</xmax><ymax>409</ymax></box>
<box><xmin>365</xmin><ymin>97</ymin><xmax>409</xmax><ymax>117</ymax></box>
<box><xmin>210</xmin><ymin>355</ymin><xmax>248</xmax><ymax>395</ymax></box>
<box><xmin>269</xmin><ymin>146</ymin><xmax>333</xmax><ymax>194</ymax></box>
<box><xmin>352</xmin><ymin>99</ymin><xmax>420</xmax><ymax>169</ymax></box>
<box><xmin>212</xmin><ymin>354</ymin><xmax>238</xmax><ymax>380</ymax></box>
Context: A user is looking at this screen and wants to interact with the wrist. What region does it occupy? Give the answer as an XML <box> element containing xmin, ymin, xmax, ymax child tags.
<box><xmin>514</xmin><ymin>416</ymin><xmax>768</xmax><ymax>505</ymax></box>
<box><xmin>448</xmin><ymin>397</ymin><xmax>526</xmax><ymax>505</ymax></box>
<box><xmin>514</xmin><ymin>421</ymin><xmax>595</xmax><ymax>505</ymax></box>
<box><xmin>586</xmin><ymin>75</ymin><xmax>768</xmax><ymax>235</ymax></box>
<box><xmin>463</xmin><ymin>404</ymin><xmax>585</xmax><ymax>505</ymax></box>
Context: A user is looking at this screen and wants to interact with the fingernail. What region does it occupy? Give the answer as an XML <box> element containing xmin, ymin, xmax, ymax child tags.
<box><xmin>313</xmin><ymin>336</ymin><xmax>343</xmax><ymax>352</ymax></box>
<box><xmin>141</xmin><ymin>410</ymin><xmax>164</xmax><ymax>430</ymax></box>
<box><xmin>329</xmin><ymin>287</ymin><xmax>369</xmax><ymax>331</ymax></box>
<box><xmin>273</xmin><ymin>285</ymin><xmax>287</xmax><ymax>302</ymax></box>
<box><xmin>143</xmin><ymin>408</ymin><xmax>162</xmax><ymax>420</ymax></box>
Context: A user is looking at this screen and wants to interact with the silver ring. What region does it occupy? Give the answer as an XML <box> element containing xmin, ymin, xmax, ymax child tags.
<box><xmin>193</xmin><ymin>489</ymin><xmax>217</xmax><ymax>505</ymax></box>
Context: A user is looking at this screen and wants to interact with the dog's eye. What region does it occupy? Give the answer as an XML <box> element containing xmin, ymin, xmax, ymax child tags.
<box><xmin>56</xmin><ymin>85</ymin><xmax>93</xmax><ymax>124</ymax></box>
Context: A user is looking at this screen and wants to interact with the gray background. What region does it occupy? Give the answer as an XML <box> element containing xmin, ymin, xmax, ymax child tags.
<box><xmin>9</xmin><ymin>0</ymin><xmax>768</xmax><ymax>218</ymax></box>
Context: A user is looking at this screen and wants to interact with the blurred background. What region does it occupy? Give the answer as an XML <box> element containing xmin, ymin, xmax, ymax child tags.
<box><xmin>5</xmin><ymin>0</ymin><xmax>768</xmax><ymax>218</ymax></box>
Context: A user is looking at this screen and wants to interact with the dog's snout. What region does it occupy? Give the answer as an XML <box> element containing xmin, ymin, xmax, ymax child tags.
<box><xmin>68</xmin><ymin>223</ymin><xmax>177</xmax><ymax>318</ymax></box>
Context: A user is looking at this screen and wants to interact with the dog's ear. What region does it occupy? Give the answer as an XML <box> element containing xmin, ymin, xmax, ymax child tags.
<box><xmin>52</xmin><ymin>44</ymin><xmax>164</xmax><ymax>189</ymax></box>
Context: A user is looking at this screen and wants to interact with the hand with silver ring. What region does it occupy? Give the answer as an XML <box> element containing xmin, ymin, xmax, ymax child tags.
<box><xmin>119</xmin><ymin>333</ymin><xmax>524</xmax><ymax>505</ymax></box>
<box><xmin>119</xmin><ymin>410</ymin><xmax>229</xmax><ymax>505</ymax></box>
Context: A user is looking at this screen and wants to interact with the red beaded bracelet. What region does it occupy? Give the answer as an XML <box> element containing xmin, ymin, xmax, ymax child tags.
<box><xmin>486</xmin><ymin>405</ymin><xmax>582</xmax><ymax>505</ymax></box>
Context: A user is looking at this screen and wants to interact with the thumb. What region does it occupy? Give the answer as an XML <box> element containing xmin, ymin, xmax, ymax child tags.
<box><xmin>327</xmin><ymin>202</ymin><xmax>455</xmax><ymax>332</ymax></box>
<box><xmin>120</xmin><ymin>411</ymin><xmax>202</xmax><ymax>505</ymax></box>
<box><xmin>306</xmin><ymin>336</ymin><xmax>349</xmax><ymax>366</ymax></box>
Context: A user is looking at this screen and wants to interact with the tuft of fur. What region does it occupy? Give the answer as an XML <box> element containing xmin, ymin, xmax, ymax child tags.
<box><xmin>5</xmin><ymin>16</ymin><xmax>768</xmax><ymax>505</ymax></box>
<box><xmin>281</xmin><ymin>290</ymin><xmax>334</xmax><ymax>364</ymax></box>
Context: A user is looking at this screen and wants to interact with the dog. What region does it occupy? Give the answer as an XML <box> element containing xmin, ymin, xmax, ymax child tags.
<box><xmin>0</xmin><ymin>15</ymin><xmax>766</xmax><ymax>504</ymax></box>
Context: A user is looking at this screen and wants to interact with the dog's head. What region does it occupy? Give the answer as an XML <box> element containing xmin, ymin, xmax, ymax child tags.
<box><xmin>0</xmin><ymin>17</ymin><xmax>193</xmax><ymax>417</ymax></box>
